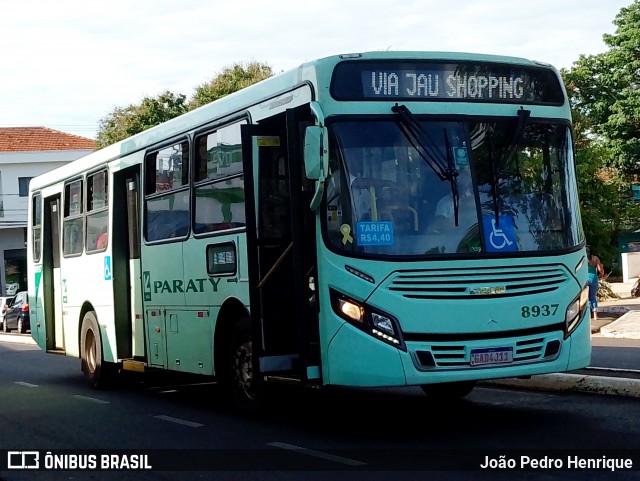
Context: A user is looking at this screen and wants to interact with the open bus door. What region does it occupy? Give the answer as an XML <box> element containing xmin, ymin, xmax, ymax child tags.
<box><xmin>42</xmin><ymin>196</ymin><xmax>64</xmax><ymax>352</ymax></box>
<box><xmin>111</xmin><ymin>166</ymin><xmax>142</xmax><ymax>364</ymax></box>
<box><xmin>241</xmin><ymin>108</ymin><xmax>320</xmax><ymax>390</ymax></box>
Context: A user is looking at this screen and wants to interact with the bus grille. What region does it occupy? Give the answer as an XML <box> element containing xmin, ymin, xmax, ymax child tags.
<box><xmin>386</xmin><ymin>264</ymin><xmax>569</xmax><ymax>299</ymax></box>
<box><xmin>426</xmin><ymin>337</ymin><xmax>546</xmax><ymax>367</ymax></box>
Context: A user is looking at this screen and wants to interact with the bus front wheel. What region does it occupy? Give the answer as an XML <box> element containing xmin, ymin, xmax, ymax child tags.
<box><xmin>420</xmin><ymin>381</ymin><xmax>476</xmax><ymax>400</ymax></box>
<box><xmin>226</xmin><ymin>315</ymin><xmax>273</xmax><ymax>415</ymax></box>
<box><xmin>230</xmin><ymin>316</ymin><xmax>256</xmax><ymax>408</ymax></box>
<box><xmin>80</xmin><ymin>311</ymin><xmax>115</xmax><ymax>389</ymax></box>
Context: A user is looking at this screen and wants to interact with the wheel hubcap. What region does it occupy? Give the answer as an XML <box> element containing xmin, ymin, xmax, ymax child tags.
<box><xmin>85</xmin><ymin>330</ymin><xmax>97</xmax><ymax>373</ymax></box>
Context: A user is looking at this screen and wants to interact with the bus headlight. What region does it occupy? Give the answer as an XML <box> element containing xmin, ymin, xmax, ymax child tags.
<box><xmin>565</xmin><ymin>285</ymin><xmax>589</xmax><ymax>338</ymax></box>
<box><xmin>338</xmin><ymin>299</ymin><xmax>364</xmax><ymax>322</ymax></box>
<box><xmin>330</xmin><ymin>288</ymin><xmax>406</xmax><ymax>351</ymax></box>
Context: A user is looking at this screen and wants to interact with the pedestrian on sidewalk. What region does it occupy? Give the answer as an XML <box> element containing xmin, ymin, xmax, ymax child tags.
<box><xmin>586</xmin><ymin>245</ymin><xmax>605</xmax><ymax>320</ymax></box>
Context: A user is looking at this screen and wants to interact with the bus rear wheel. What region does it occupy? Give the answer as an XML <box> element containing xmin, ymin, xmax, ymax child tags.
<box><xmin>420</xmin><ymin>381</ymin><xmax>476</xmax><ymax>400</ymax></box>
<box><xmin>80</xmin><ymin>311</ymin><xmax>115</xmax><ymax>389</ymax></box>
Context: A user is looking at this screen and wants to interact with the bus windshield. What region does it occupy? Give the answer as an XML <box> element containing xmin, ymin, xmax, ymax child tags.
<box><xmin>324</xmin><ymin>117</ymin><xmax>583</xmax><ymax>257</ymax></box>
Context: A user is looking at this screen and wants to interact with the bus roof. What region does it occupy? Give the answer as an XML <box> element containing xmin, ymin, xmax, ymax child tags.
<box><xmin>29</xmin><ymin>50</ymin><xmax>556</xmax><ymax>192</ymax></box>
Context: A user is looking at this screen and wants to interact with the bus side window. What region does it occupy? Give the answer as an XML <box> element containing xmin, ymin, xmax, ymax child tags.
<box><xmin>144</xmin><ymin>141</ymin><xmax>190</xmax><ymax>242</ymax></box>
<box><xmin>86</xmin><ymin>170</ymin><xmax>109</xmax><ymax>253</ymax></box>
<box><xmin>63</xmin><ymin>179</ymin><xmax>84</xmax><ymax>256</ymax></box>
<box><xmin>62</xmin><ymin>219</ymin><xmax>83</xmax><ymax>256</ymax></box>
<box><xmin>193</xmin><ymin>121</ymin><xmax>246</xmax><ymax>235</ymax></box>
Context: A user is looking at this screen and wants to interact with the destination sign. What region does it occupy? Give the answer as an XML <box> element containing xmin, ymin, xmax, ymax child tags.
<box><xmin>331</xmin><ymin>61</ymin><xmax>564</xmax><ymax>104</ymax></box>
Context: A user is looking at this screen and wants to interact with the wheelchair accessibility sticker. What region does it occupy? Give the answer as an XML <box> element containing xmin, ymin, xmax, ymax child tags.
<box><xmin>104</xmin><ymin>256</ymin><xmax>112</xmax><ymax>280</ymax></box>
<box><xmin>482</xmin><ymin>215</ymin><xmax>517</xmax><ymax>252</ymax></box>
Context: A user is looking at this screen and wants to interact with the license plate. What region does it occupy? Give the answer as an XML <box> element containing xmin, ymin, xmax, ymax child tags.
<box><xmin>470</xmin><ymin>347</ymin><xmax>513</xmax><ymax>366</ymax></box>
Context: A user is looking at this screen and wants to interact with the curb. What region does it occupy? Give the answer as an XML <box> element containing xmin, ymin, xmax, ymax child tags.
<box><xmin>599</xmin><ymin>305</ymin><xmax>631</xmax><ymax>315</ymax></box>
<box><xmin>484</xmin><ymin>373</ymin><xmax>640</xmax><ymax>399</ymax></box>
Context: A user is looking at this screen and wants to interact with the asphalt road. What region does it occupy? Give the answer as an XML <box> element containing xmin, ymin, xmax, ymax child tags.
<box><xmin>1</xmin><ymin>342</ymin><xmax>640</xmax><ymax>480</ymax></box>
<box><xmin>591</xmin><ymin>336</ymin><xmax>640</xmax><ymax>372</ymax></box>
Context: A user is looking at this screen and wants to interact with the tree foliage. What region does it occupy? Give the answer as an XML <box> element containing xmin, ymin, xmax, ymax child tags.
<box><xmin>96</xmin><ymin>91</ymin><xmax>188</xmax><ymax>149</ymax></box>
<box><xmin>561</xmin><ymin>1</ymin><xmax>640</xmax><ymax>269</ymax></box>
<box><xmin>188</xmin><ymin>61</ymin><xmax>274</xmax><ymax>110</ymax></box>
<box><xmin>95</xmin><ymin>61</ymin><xmax>273</xmax><ymax>147</ymax></box>
<box><xmin>564</xmin><ymin>1</ymin><xmax>640</xmax><ymax>174</ymax></box>
<box><xmin>573</xmin><ymin>136</ymin><xmax>640</xmax><ymax>267</ymax></box>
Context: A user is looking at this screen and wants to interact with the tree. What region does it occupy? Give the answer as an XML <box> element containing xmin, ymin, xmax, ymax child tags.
<box><xmin>188</xmin><ymin>61</ymin><xmax>273</xmax><ymax>110</ymax></box>
<box><xmin>561</xmin><ymin>1</ymin><xmax>640</xmax><ymax>271</ymax></box>
<box><xmin>96</xmin><ymin>91</ymin><xmax>188</xmax><ymax>148</ymax></box>
<box><xmin>563</xmin><ymin>1</ymin><xmax>640</xmax><ymax>174</ymax></box>
<box><xmin>95</xmin><ymin>61</ymin><xmax>274</xmax><ymax>148</ymax></box>
<box><xmin>573</xmin><ymin>137</ymin><xmax>640</xmax><ymax>268</ymax></box>
<box><xmin>563</xmin><ymin>70</ymin><xmax>640</xmax><ymax>269</ymax></box>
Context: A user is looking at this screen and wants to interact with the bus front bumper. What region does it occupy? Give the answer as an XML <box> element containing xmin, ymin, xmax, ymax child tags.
<box><xmin>325</xmin><ymin>311</ymin><xmax>591</xmax><ymax>387</ymax></box>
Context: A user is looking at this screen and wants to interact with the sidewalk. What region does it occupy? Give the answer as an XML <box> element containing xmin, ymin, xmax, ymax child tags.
<box><xmin>593</xmin><ymin>279</ymin><xmax>640</xmax><ymax>339</ymax></box>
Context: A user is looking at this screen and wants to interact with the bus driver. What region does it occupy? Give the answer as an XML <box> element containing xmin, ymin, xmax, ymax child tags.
<box><xmin>429</xmin><ymin>166</ymin><xmax>476</xmax><ymax>233</ymax></box>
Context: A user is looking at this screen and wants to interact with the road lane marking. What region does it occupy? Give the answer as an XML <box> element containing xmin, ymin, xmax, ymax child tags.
<box><xmin>15</xmin><ymin>382</ymin><xmax>38</xmax><ymax>388</ymax></box>
<box><xmin>267</xmin><ymin>442</ymin><xmax>367</xmax><ymax>466</ymax></box>
<box><xmin>153</xmin><ymin>415</ymin><xmax>204</xmax><ymax>427</ymax></box>
<box><xmin>73</xmin><ymin>395</ymin><xmax>110</xmax><ymax>405</ymax></box>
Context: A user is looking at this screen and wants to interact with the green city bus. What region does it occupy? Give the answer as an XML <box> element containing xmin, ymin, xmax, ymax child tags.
<box><xmin>27</xmin><ymin>51</ymin><xmax>590</xmax><ymax>408</ymax></box>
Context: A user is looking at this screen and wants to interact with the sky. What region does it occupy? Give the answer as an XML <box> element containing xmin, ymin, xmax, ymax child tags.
<box><xmin>0</xmin><ymin>0</ymin><xmax>635</xmax><ymax>139</ymax></box>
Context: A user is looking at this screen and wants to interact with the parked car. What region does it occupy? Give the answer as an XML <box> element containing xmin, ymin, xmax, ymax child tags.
<box><xmin>3</xmin><ymin>291</ymin><xmax>29</xmax><ymax>333</ymax></box>
<box><xmin>0</xmin><ymin>296</ymin><xmax>15</xmax><ymax>331</ymax></box>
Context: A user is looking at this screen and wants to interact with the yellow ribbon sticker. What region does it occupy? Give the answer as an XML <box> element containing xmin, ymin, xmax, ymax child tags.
<box><xmin>340</xmin><ymin>224</ymin><xmax>354</xmax><ymax>245</ymax></box>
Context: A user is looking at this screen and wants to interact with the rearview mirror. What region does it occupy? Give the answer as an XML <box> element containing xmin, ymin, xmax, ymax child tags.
<box><xmin>304</xmin><ymin>126</ymin><xmax>323</xmax><ymax>180</ymax></box>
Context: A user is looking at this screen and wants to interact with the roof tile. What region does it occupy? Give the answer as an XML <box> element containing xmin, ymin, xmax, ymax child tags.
<box><xmin>0</xmin><ymin>127</ymin><xmax>95</xmax><ymax>153</ymax></box>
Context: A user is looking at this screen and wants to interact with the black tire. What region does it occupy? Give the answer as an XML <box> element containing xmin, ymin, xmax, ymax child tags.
<box><xmin>3</xmin><ymin>318</ymin><xmax>9</xmax><ymax>333</ymax></box>
<box><xmin>17</xmin><ymin>316</ymin><xmax>25</xmax><ymax>334</ymax></box>
<box><xmin>420</xmin><ymin>381</ymin><xmax>476</xmax><ymax>400</ymax></box>
<box><xmin>80</xmin><ymin>311</ymin><xmax>116</xmax><ymax>389</ymax></box>
<box><xmin>227</xmin><ymin>315</ymin><xmax>268</xmax><ymax>415</ymax></box>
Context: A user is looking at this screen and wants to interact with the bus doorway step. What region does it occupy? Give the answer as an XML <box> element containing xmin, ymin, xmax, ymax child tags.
<box><xmin>46</xmin><ymin>349</ymin><xmax>66</xmax><ymax>356</ymax></box>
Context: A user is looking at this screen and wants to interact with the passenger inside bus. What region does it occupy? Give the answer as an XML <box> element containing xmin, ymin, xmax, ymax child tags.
<box><xmin>96</xmin><ymin>226</ymin><xmax>108</xmax><ymax>249</ymax></box>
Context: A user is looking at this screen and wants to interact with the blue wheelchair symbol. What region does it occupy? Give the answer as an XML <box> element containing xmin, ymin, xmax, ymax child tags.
<box><xmin>104</xmin><ymin>256</ymin><xmax>112</xmax><ymax>280</ymax></box>
<box><xmin>483</xmin><ymin>215</ymin><xmax>517</xmax><ymax>252</ymax></box>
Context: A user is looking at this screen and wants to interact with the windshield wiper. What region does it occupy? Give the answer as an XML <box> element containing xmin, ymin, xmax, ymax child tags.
<box><xmin>392</xmin><ymin>104</ymin><xmax>461</xmax><ymax>223</ymax></box>
<box><xmin>489</xmin><ymin>108</ymin><xmax>531</xmax><ymax>224</ymax></box>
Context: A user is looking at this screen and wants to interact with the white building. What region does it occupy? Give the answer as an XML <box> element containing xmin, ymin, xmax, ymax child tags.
<box><xmin>0</xmin><ymin>127</ymin><xmax>95</xmax><ymax>295</ymax></box>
